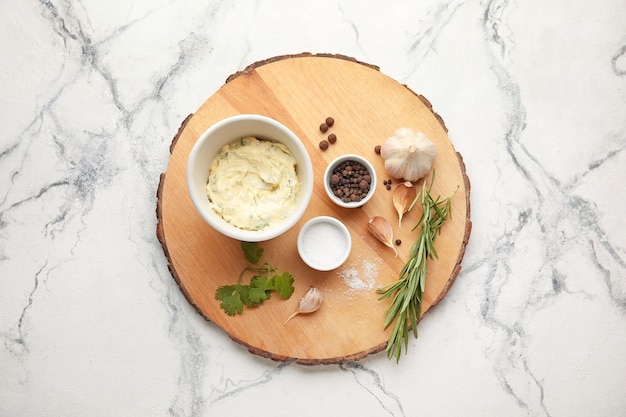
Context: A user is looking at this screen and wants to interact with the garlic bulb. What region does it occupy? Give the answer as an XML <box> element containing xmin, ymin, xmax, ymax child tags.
<box><xmin>380</xmin><ymin>128</ymin><xmax>437</xmax><ymax>182</ymax></box>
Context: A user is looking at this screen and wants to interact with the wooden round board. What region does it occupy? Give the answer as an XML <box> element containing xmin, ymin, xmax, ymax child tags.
<box><xmin>156</xmin><ymin>53</ymin><xmax>471</xmax><ymax>365</ymax></box>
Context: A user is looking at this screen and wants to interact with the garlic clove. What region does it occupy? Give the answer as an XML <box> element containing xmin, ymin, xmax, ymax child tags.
<box><xmin>284</xmin><ymin>286</ymin><xmax>324</xmax><ymax>324</ymax></box>
<box><xmin>367</xmin><ymin>216</ymin><xmax>398</xmax><ymax>257</ymax></box>
<box><xmin>392</xmin><ymin>181</ymin><xmax>417</xmax><ymax>227</ymax></box>
<box><xmin>380</xmin><ymin>128</ymin><xmax>437</xmax><ymax>182</ymax></box>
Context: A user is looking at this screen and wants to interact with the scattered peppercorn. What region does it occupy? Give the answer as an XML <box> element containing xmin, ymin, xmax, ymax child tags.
<box><xmin>328</xmin><ymin>133</ymin><xmax>337</xmax><ymax>144</ymax></box>
<box><xmin>395</xmin><ymin>239</ymin><xmax>402</xmax><ymax>246</ymax></box>
<box><xmin>319</xmin><ymin>123</ymin><xmax>329</xmax><ymax>133</ymax></box>
<box><xmin>319</xmin><ymin>140</ymin><xmax>329</xmax><ymax>150</ymax></box>
<box><xmin>386</xmin><ymin>184</ymin><xmax>392</xmax><ymax>190</ymax></box>
<box><xmin>374</xmin><ymin>145</ymin><xmax>381</xmax><ymax>154</ymax></box>
<box><xmin>325</xmin><ymin>117</ymin><xmax>334</xmax><ymax>127</ymax></box>
<box><xmin>329</xmin><ymin>160</ymin><xmax>372</xmax><ymax>203</ymax></box>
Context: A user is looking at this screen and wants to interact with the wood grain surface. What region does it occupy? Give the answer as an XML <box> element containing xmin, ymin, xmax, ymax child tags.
<box><xmin>156</xmin><ymin>53</ymin><xmax>471</xmax><ymax>364</ymax></box>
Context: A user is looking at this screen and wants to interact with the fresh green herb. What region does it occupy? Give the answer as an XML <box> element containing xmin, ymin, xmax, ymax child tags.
<box><xmin>377</xmin><ymin>173</ymin><xmax>456</xmax><ymax>362</ymax></box>
<box><xmin>215</xmin><ymin>242</ymin><xmax>295</xmax><ymax>316</ymax></box>
<box><xmin>241</xmin><ymin>241</ymin><xmax>264</xmax><ymax>264</ymax></box>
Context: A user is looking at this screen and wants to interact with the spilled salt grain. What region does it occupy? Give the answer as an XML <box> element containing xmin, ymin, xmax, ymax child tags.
<box><xmin>338</xmin><ymin>259</ymin><xmax>379</xmax><ymax>293</ymax></box>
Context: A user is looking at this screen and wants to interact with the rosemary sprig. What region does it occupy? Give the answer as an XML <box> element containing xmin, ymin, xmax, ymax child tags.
<box><xmin>377</xmin><ymin>173</ymin><xmax>456</xmax><ymax>362</ymax></box>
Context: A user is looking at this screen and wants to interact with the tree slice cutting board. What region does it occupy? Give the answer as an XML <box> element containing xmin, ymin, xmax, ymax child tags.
<box><xmin>156</xmin><ymin>53</ymin><xmax>471</xmax><ymax>365</ymax></box>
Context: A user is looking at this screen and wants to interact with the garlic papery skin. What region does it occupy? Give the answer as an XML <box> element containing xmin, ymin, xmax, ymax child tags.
<box><xmin>367</xmin><ymin>216</ymin><xmax>398</xmax><ymax>257</ymax></box>
<box><xmin>284</xmin><ymin>286</ymin><xmax>324</xmax><ymax>324</ymax></box>
<box><xmin>393</xmin><ymin>181</ymin><xmax>417</xmax><ymax>227</ymax></box>
<box><xmin>380</xmin><ymin>128</ymin><xmax>437</xmax><ymax>182</ymax></box>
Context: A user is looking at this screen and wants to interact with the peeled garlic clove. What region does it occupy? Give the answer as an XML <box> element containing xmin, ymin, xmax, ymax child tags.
<box><xmin>393</xmin><ymin>181</ymin><xmax>417</xmax><ymax>227</ymax></box>
<box><xmin>380</xmin><ymin>128</ymin><xmax>437</xmax><ymax>182</ymax></box>
<box><xmin>284</xmin><ymin>286</ymin><xmax>324</xmax><ymax>324</ymax></box>
<box><xmin>367</xmin><ymin>216</ymin><xmax>398</xmax><ymax>257</ymax></box>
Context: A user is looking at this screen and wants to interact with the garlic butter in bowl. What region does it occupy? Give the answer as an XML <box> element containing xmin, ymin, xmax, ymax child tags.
<box><xmin>187</xmin><ymin>114</ymin><xmax>314</xmax><ymax>242</ymax></box>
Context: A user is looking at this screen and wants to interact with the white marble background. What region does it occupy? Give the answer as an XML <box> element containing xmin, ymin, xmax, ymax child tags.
<box><xmin>2</xmin><ymin>0</ymin><xmax>625</xmax><ymax>416</ymax></box>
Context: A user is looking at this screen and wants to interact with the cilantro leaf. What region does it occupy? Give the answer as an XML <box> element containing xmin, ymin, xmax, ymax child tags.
<box><xmin>271</xmin><ymin>272</ymin><xmax>295</xmax><ymax>299</ymax></box>
<box><xmin>247</xmin><ymin>286</ymin><xmax>270</xmax><ymax>304</ymax></box>
<box><xmin>237</xmin><ymin>285</ymin><xmax>252</xmax><ymax>306</ymax></box>
<box><xmin>249</xmin><ymin>275</ymin><xmax>271</xmax><ymax>289</ymax></box>
<box><xmin>248</xmin><ymin>275</ymin><xmax>272</xmax><ymax>304</ymax></box>
<box><xmin>215</xmin><ymin>284</ymin><xmax>238</xmax><ymax>300</ymax></box>
<box><xmin>215</xmin><ymin>285</ymin><xmax>244</xmax><ymax>316</ymax></box>
<box><xmin>241</xmin><ymin>242</ymin><xmax>263</xmax><ymax>264</ymax></box>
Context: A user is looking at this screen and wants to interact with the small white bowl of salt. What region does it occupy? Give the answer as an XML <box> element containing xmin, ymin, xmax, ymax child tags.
<box><xmin>297</xmin><ymin>216</ymin><xmax>351</xmax><ymax>271</ymax></box>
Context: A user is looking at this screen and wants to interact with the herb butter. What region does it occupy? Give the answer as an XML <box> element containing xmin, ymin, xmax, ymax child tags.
<box><xmin>206</xmin><ymin>136</ymin><xmax>301</xmax><ymax>231</ymax></box>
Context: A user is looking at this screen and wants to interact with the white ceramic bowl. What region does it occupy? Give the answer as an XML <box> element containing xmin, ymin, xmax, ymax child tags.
<box><xmin>323</xmin><ymin>154</ymin><xmax>377</xmax><ymax>208</ymax></box>
<box><xmin>297</xmin><ymin>216</ymin><xmax>351</xmax><ymax>271</ymax></box>
<box><xmin>187</xmin><ymin>114</ymin><xmax>314</xmax><ymax>242</ymax></box>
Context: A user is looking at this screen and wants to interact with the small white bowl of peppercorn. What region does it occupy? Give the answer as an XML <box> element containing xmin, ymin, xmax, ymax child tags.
<box><xmin>323</xmin><ymin>154</ymin><xmax>377</xmax><ymax>208</ymax></box>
